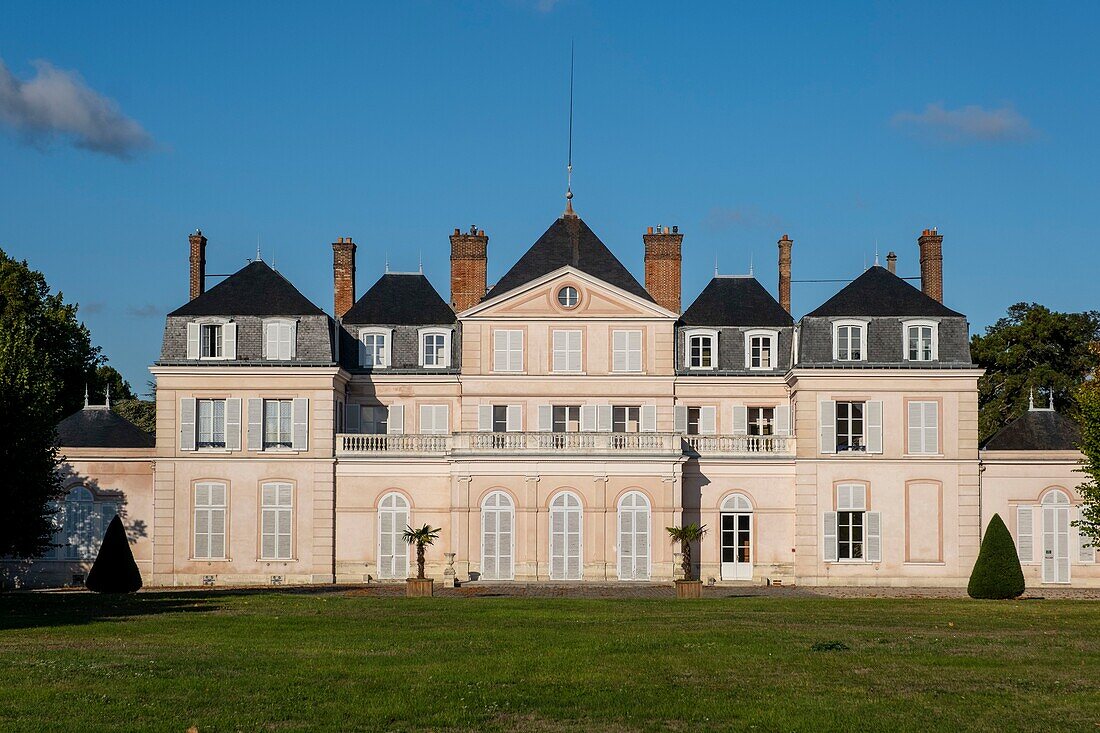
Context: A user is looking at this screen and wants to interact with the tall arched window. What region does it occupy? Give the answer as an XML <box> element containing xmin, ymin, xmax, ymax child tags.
<box><xmin>378</xmin><ymin>493</ymin><xmax>409</xmax><ymax>579</ymax></box>
<box><xmin>549</xmin><ymin>492</ymin><xmax>583</xmax><ymax>580</ymax></box>
<box><xmin>617</xmin><ymin>491</ymin><xmax>651</xmax><ymax>581</ymax></box>
<box><xmin>1041</xmin><ymin>489</ymin><xmax>1071</xmax><ymax>584</ymax></box>
<box><xmin>481</xmin><ymin>491</ymin><xmax>514</xmax><ymax>580</ymax></box>
<box><xmin>720</xmin><ymin>493</ymin><xmax>754</xmax><ymax>580</ymax></box>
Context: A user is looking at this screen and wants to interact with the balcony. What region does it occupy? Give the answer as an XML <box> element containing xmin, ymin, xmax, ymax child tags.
<box><xmin>337</xmin><ymin>432</ymin><xmax>793</xmax><ymax>458</ymax></box>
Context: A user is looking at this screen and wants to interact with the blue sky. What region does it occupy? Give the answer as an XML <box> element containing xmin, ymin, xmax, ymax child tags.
<box><xmin>2</xmin><ymin>1</ymin><xmax>1098</xmax><ymax>390</ymax></box>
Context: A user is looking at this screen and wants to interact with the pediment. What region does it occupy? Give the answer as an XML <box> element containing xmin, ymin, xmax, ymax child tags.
<box><xmin>462</xmin><ymin>267</ymin><xmax>676</xmax><ymax>320</ymax></box>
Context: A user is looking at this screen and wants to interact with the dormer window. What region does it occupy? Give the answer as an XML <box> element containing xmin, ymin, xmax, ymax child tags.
<box><xmin>903</xmin><ymin>320</ymin><xmax>938</xmax><ymax>361</ymax></box>
<box><xmin>201</xmin><ymin>324</ymin><xmax>222</xmax><ymax>358</ymax></box>
<box><xmin>263</xmin><ymin>319</ymin><xmax>296</xmax><ymax>361</ymax></box>
<box><xmin>359</xmin><ymin>328</ymin><xmax>391</xmax><ymax>369</ymax></box>
<box><xmin>186</xmin><ymin>318</ymin><xmax>236</xmax><ymax>361</ymax></box>
<box><xmin>832</xmin><ymin>320</ymin><xmax>868</xmax><ymax>362</ymax></box>
<box><xmin>685</xmin><ymin>329</ymin><xmax>717</xmax><ymax>370</ymax></box>
<box><xmin>419</xmin><ymin>328</ymin><xmax>451</xmax><ymax>368</ymax></box>
<box><xmin>745</xmin><ymin>329</ymin><xmax>778</xmax><ymax>370</ymax></box>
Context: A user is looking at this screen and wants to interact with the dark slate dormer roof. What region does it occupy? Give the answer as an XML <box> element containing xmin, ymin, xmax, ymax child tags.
<box><xmin>806</xmin><ymin>265</ymin><xmax>963</xmax><ymax>318</ymax></box>
<box><xmin>681</xmin><ymin>277</ymin><xmax>794</xmax><ymax>327</ymax></box>
<box><xmin>169</xmin><ymin>261</ymin><xmax>324</xmax><ymax>317</ymax></box>
<box><xmin>343</xmin><ymin>273</ymin><xmax>456</xmax><ymax>325</ymax></box>
<box><xmin>982</xmin><ymin>410</ymin><xmax>1082</xmax><ymax>451</ymax></box>
<box><xmin>57</xmin><ymin>406</ymin><xmax>154</xmax><ymax>449</ymax></box>
<box><xmin>483</xmin><ymin>215</ymin><xmax>654</xmax><ymax>303</ymax></box>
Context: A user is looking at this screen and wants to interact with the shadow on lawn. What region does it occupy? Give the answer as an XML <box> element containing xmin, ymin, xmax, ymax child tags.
<box><xmin>0</xmin><ymin>590</ymin><xmax>232</xmax><ymax>631</ymax></box>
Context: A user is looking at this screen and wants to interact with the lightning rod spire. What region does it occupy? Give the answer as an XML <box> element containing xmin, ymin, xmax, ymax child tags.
<box><xmin>564</xmin><ymin>40</ymin><xmax>577</xmax><ymax>218</ymax></box>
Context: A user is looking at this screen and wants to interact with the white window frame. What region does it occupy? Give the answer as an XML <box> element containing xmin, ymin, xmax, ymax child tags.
<box><xmin>418</xmin><ymin>328</ymin><xmax>452</xmax><ymax>369</ymax></box>
<box><xmin>684</xmin><ymin>328</ymin><xmax>718</xmax><ymax>370</ymax></box>
<box><xmin>196</xmin><ymin>398</ymin><xmax>228</xmax><ymax>449</ymax></box>
<box><xmin>193</xmin><ymin>482</ymin><xmax>227</xmax><ymax>560</ymax></box>
<box><xmin>358</xmin><ymin>328</ymin><xmax>392</xmax><ymax>369</ymax></box>
<box><xmin>194</xmin><ymin>317</ymin><xmax>232</xmax><ymax>361</ymax></box>
<box><xmin>262</xmin><ymin>398</ymin><xmax>294</xmax><ymax>450</ymax></box>
<box><xmin>835</xmin><ymin>483</ymin><xmax>874</xmax><ymax>563</ymax></box>
<box><xmin>832</xmin><ymin>319</ymin><xmax>868</xmax><ymax>362</ymax></box>
<box><xmin>493</xmin><ymin>329</ymin><xmax>524</xmax><ymax>373</ymax></box>
<box><xmin>549</xmin><ymin>491</ymin><xmax>584</xmax><ymax>581</ymax></box>
<box><xmin>744</xmin><ymin>329</ymin><xmax>779</xmax><ymax>370</ymax></box>
<box><xmin>262</xmin><ymin>318</ymin><xmax>297</xmax><ymax>361</ymax></box>
<box><xmin>612</xmin><ymin>329</ymin><xmax>643</xmax><ymax>373</ymax></box>
<box><xmin>902</xmin><ymin>319</ymin><xmax>938</xmax><ymax>362</ymax></box>
<box><xmin>377</xmin><ymin>492</ymin><xmax>410</xmax><ymax>579</ymax></box>
<box><xmin>552</xmin><ymin>329</ymin><xmax>583</xmax><ymax>373</ymax></box>
<box><xmin>260</xmin><ymin>482</ymin><xmax>294</xmax><ymax>560</ymax></box>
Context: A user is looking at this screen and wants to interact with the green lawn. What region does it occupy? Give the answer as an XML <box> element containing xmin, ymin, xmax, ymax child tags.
<box><xmin>0</xmin><ymin>590</ymin><xmax>1097</xmax><ymax>732</ymax></box>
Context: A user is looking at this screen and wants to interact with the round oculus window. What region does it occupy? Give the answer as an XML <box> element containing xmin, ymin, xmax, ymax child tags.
<box><xmin>557</xmin><ymin>286</ymin><xmax>579</xmax><ymax>308</ymax></box>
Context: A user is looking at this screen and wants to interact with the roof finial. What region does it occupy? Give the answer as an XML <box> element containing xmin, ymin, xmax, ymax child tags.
<box><xmin>105</xmin><ymin>384</ymin><xmax>110</xmax><ymax>409</ymax></box>
<box><xmin>714</xmin><ymin>252</ymin><xmax>719</xmax><ymax>277</ymax></box>
<box><xmin>84</xmin><ymin>384</ymin><xmax>89</xmax><ymax>408</ymax></box>
<box><xmin>1029</xmin><ymin>387</ymin><xmax>1035</xmax><ymax>411</ymax></box>
<box><xmin>563</xmin><ymin>40</ymin><xmax>578</xmax><ymax>219</ymax></box>
<box><xmin>1049</xmin><ymin>387</ymin><xmax>1056</xmax><ymax>411</ymax></box>
<box><xmin>749</xmin><ymin>252</ymin><xmax>754</xmax><ymax>277</ymax></box>
<box><xmin>385</xmin><ymin>254</ymin><xmax>390</xmax><ymax>274</ymax></box>
<box><xmin>256</xmin><ymin>235</ymin><xmax>262</xmax><ymax>263</ymax></box>
<box><xmin>874</xmin><ymin>240</ymin><xmax>880</xmax><ymax>267</ymax></box>
<box><xmin>418</xmin><ymin>250</ymin><xmax>423</xmax><ymax>274</ymax></box>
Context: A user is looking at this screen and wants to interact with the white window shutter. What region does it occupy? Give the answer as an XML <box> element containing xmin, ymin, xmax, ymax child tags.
<box><xmin>225</xmin><ymin>398</ymin><xmax>242</xmax><ymax>451</ymax></box>
<box><xmin>508</xmin><ymin>331</ymin><xmax>523</xmax><ymax>372</ymax></box>
<box><xmin>774</xmin><ymin>405</ymin><xmax>791</xmax><ymax>436</ymax></box>
<box><xmin>552</xmin><ymin>331</ymin><xmax>566</xmax><ymax>372</ymax></box>
<box><xmin>823</xmin><ymin>512</ymin><xmax>838</xmax><ymax>562</ymax></box>
<box><xmin>597</xmin><ymin>405</ymin><xmax>613</xmax><ymax>432</ymax></box>
<box><xmin>580</xmin><ymin>405</ymin><xmax>597</xmax><ymax>432</ymax></box>
<box><xmin>819</xmin><ymin>400</ymin><xmax>836</xmax><ymax>454</ymax></box>
<box><xmin>866</xmin><ymin>511</ymin><xmax>882</xmax><ymax>562</ymax></box>
<box><xmin>179</xmin><ymin>398</ymin><xmax>197</xmax><ymax>451</ymax></box>
<box><xmin>387</xmin><ymin>405</ymin><xmax>404</xmax><ymax>435</ymax></box>
<box><xmin>568</xmin><ymin>330</ymin><xmax>582</xmax><ymax>371</ymax></box>
<box><xmin>538</xmin><ymin>405</ymin><xmax>552</xmax><ymax>432</ymax></box>
<box><xmin>505</xmin><ymin>405</ymin><xmax>521</xmax><ymax>432</ymax></box>
<box><xmin>674</xmin><ymin>405</ymin><xmax>688</xmax><ymax>433</ymax></box>
<box><xmin>291</xmin><ymin>398</ymin><xmax>308</xmax><ymax>450</ymax></box>
<box><xmin>287</xmin><ymin>322</ymin><xmax>297</xmax><ymax>360</ymax></box>
<box><xmin>247</xmin><ymin>399</ymin><xmax>263</xmax><ymax>450</ymax></box>
<box><xmin>640</xmin><ymin>404</ymin><xmax>657</xmax><ymax>433</ymax></box>
<box><xmin>345</xmin><ymin>402</ymin><xmax>360</xmax><ymax>433</ymax></box>
<box><xmin>419</xmin><ymin>405</ymin><xmax>432</xmax><ymax>434</ymax></box>
<box><xmin>908</xmin><ymin>401</ymin><xmax>922</xmax><ymax>454</ymax></box>
<box><xmin>493</xmin><ymin>331</ymin><xmax>506</xmax><ymax>371</ymax></box>
<box><xmin>223</xmin><ymin>322</ymin><xmax>237</xmax><ymax>360</ymax></box>
<box><xmin>612</xmin><ymin>331</ymin><xmax>627</xmax><ymax>372</ymax></box>
<box><xmin>731</xmin><ymin>405</ymin><xmax>748</xmax><ymax>436</ymax></box>
<box><xmin>437</xmin><ymin>405</ymin><xmax>450</xmax><ymax>433</ymax></box>
<box><xmin>186</xmin><ymin>322</ymin><xmax>200</xmax><ymax>359</ymax></box>
<box><xmin>1016</xmin><ymin>505</ymin><xmax>1033</xmax><ymax>563</ymax></box>
<box><xmin>700</xmin><ymin>406</ymin><xmax>716</xmax><ymax>435</ymax></box>
<box><xmin>926</xmin><ymin>402</ymin><xmax>939</xmax><ymax>454</ymax></box>
<box><xmin>866</xmin><ymin>400</ymin><xmax>883</xmax><ymax>454</ymax></box>
<box><xmin>261</xmin><ymin>511</ymin><xmax>276</xmax><ymax>559</ymax></box>
<box><xmin>1078</xmin><ymin>507</ymin><xmax>1095</xmax><ymax>563</ymax></box>
<box><xmin>478</xmin><ymin>405</ymin><xmax>493</xmax><ymax>432</ymax></box>
<box><xmin>358</xmin><ymin>337</ymin><xmax>368</xmax><ymax>367</ymax></box>
<box><xmin>628</xmin><ymin>331</ymin><xmax>642</xmax><ymax>371</ymax></box>
<box><xmin>262</xmin><ymin>322</ymin><xmax>273</xmax><ymax>359</ymax></box>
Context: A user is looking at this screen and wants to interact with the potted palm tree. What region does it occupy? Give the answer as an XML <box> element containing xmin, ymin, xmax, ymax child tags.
<box><xmin>667</xmin><ymin>523</ymin><xmax>707</xmax><ymax>599</ymax></box>
<box><xmin>403</xmin><ymin>524</ymin><xmax>441</xmax><ymax>597</ymax></box>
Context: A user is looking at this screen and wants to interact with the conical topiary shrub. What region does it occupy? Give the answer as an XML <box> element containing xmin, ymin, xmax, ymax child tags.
<box><xmin>85</xmin><ymin>514</ymin><xmax>143</xmax><ymax>594</ymax></box>
<box><xmin>967</xmin><ymin>513</ymin><xmax>1025</xmax><ymax>599</ymax></box>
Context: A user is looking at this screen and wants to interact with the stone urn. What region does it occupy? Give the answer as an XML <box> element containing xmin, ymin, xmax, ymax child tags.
<box><xmin>443</xmin><ymin>553</ymin><xmax>457</xmax><ymax>588</ymax></box>
<box><xmin>675</xmin><ymin>579</ymin><xmax>703</xmax><ymax>599</ymax></box>
<box><xmin>406</xmin><ymin>578</ymin><xmax>434</xmax><ymax>597</ymax></box>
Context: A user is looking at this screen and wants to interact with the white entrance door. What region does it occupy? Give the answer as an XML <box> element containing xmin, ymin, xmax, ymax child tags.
<box><xmin>481</xmin><ymin>491</ymin><xmax>514</xmax><ymax>580</ymax></box>
<box><xmin>618</xmin><ymin>491</ymin><xmax>650</xmax><ymax>581</ymax></box>
<box><xmin>720</xmin><ymin>493</ymin><xmax>754</xmax><ymax>580</ymax></box>
<box><xmin>1042</xmin><ymin>490</ymin><xmax>1071</xmax><ymax>584</ymax></box>
<box><xmin>378</xmin><ymin>493</ymin><xmax>409</xmax><ymax>579</ymax></box>
<box><xmin>550</xmin><ymin>492</ymin><xmax>583</xmax><ymax>580</ymax></box>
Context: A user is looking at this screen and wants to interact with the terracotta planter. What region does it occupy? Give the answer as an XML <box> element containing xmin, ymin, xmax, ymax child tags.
<box><xmin>675</xmin><ymin>579</ymin><xmax>703</xmax><ymax>599</ymax></box>
<box><xmin>406</xmin><ymin>578</ymin><xmax>434</xmax><ymax>597</ymax></box>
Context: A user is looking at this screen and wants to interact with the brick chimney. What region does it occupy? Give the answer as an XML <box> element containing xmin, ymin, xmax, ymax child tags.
<box><xmin>918</xmin><ymin>228</ymin><xmax>944</xmax><ymax>303</ymax></box>
<box><xmin>189</xmin><ymin>230</ymin><xmax>207</xmax><ymax>301</ymax></box>
<box><xmin>643</xmin><ymin>225</ymin><xmax>683</xmax><ymax>314</ymax></box>
<box><xmin>450</xmin><ymin>226</ymin><xmax>488</xmax><ymax>312</ymax></box>
<box><xmin>777</xmin><ymin>234</ymin><xmax>793</xmax><ymax>314</ymax></box>
<box><xmin>886</xmin><ymin>251</ymin><xmax>897</xmax><ymax>275</ymax></box>
<box><xmin>332</xmin><ymin>236</ymin><xmax>356</xmax><ymax>318</ymax></box>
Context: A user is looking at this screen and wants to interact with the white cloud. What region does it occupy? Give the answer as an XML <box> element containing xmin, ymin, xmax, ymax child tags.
<box><xmin>0</xmin><ymin>58</ymin><xmax>153</xmax><ymax>159</ymax></box>
<box><xmin>891</xmin><ymin>102</ymin><xmax>1035</xmax><ymax>144</ymax></box>
<box><xmin>703</xmin><ymin>205</ymin><xmax>785</xmax><ymax>233</ymax></box>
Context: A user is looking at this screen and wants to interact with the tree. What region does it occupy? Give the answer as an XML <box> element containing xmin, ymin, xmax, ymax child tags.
<box><xmin>85</xmin><ymin>514</ymin><xmax>143</xmax><ymax>593</ymax></box>
<box><xmin>967</xmin><ymin>514</ymin><xmax>1026</xmax><ymax>599</ymax></box>
<box><xmin>971</xmin><ymin>303</ymin><xmax>1100</xmax><ymax>441</ymax></box>
<box><xmin>1075</xmin><ymin>380</ymin><xmax>1100</xmax><ymax>549</ymax></box>
<box><xmin>0</xmin><ymin>249</ymin><xmax>101</xmax><ymax>558</ymax></box>
<box><xmin>666</xmin><ymin>523</ymin><xmax>708</xmax><ymax>581</ymax></box>
<box><xmin>402</xmin><ymin>524</ymin><xmax>441</xmax><ymax>580</ymax></box>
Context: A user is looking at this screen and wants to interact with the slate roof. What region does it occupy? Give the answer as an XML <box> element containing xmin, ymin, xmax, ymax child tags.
<box><xmin>342</xmin><ymin>273</ymin><xmax>456</xmax><ymax>325</ymax></box>
<box><xmin>57</xmin><ymin>406</ymin><xmax>155</xmax><ymax>449</ymax></box>
<box><xmin>806</xmin><ymin>265</ymin><xmax>963</xmax><ymax>318</ymax></box>
<box><xmin>680</xmin><ymin>276</ymin><xmax>794</xmax><ymax>327</ymax></box>
<box><xmin>484</xmin><ymin>215</ymin><xmax>654</xmax><ymax>303</ymax></box>
<box><xmin>982</xmin><ymin>409</ymin><xmax>1082</xmax><ymax>451</ymax></box>
<box><xmin>169</xmin><ymin>261</ymin><xmax>325</xmax><ymax>317</ymax></box>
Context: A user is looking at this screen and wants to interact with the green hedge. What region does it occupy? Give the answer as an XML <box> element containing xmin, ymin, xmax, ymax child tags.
<box><xmin>968</xmin><ymin>513</ymin><xmax>1025</xmax><ymax>599</ymax></box>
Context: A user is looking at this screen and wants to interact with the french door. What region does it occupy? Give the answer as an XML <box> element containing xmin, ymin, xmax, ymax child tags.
<box><xmin>618</xmin><ymin>491</ymin><xmax>650</xmax><ymax>581</ymax></box>
<box><xmin>550</xmin><ymin>492</ymin><xmax>583</xmax><ymax>580</ymax></box>
<box><xmin>481</xmin><ymin>492</ymin><xmax>514</xmax><ymax>580</ymax></box>
<box><xmin>378</xmin><ymin>493</ymin><xmax>409</xmax><ymax>579</ymax></box>
<box><xmin>1043</xmin><ymin>498</ymin><xmax>1071</xmax><ymax>584</ymax></box>
<box><xmin>720</xmin><ymin>512</ymin><xmax>753</xmax><ymax>580</ymax></box>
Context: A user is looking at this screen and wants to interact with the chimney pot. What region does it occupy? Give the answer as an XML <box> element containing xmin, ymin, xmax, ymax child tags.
<box><xmin>647</xmin><ymin>226</ymin><xmax>654</xmax><ymax>234</ymax></box>
<box><xmin>188</xmin><ymin>230</ymin><xmax>208</xmax><ymax>301</ymax></box>
<box><xmin>777</xmin><ymin>234</ymin><xmax>793</xmax><ymax>315</ymax></box>
<box><xmin>886</xmin><ymin>251</ymin><xmax>897</xmax><ymax>275</ymax></box>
